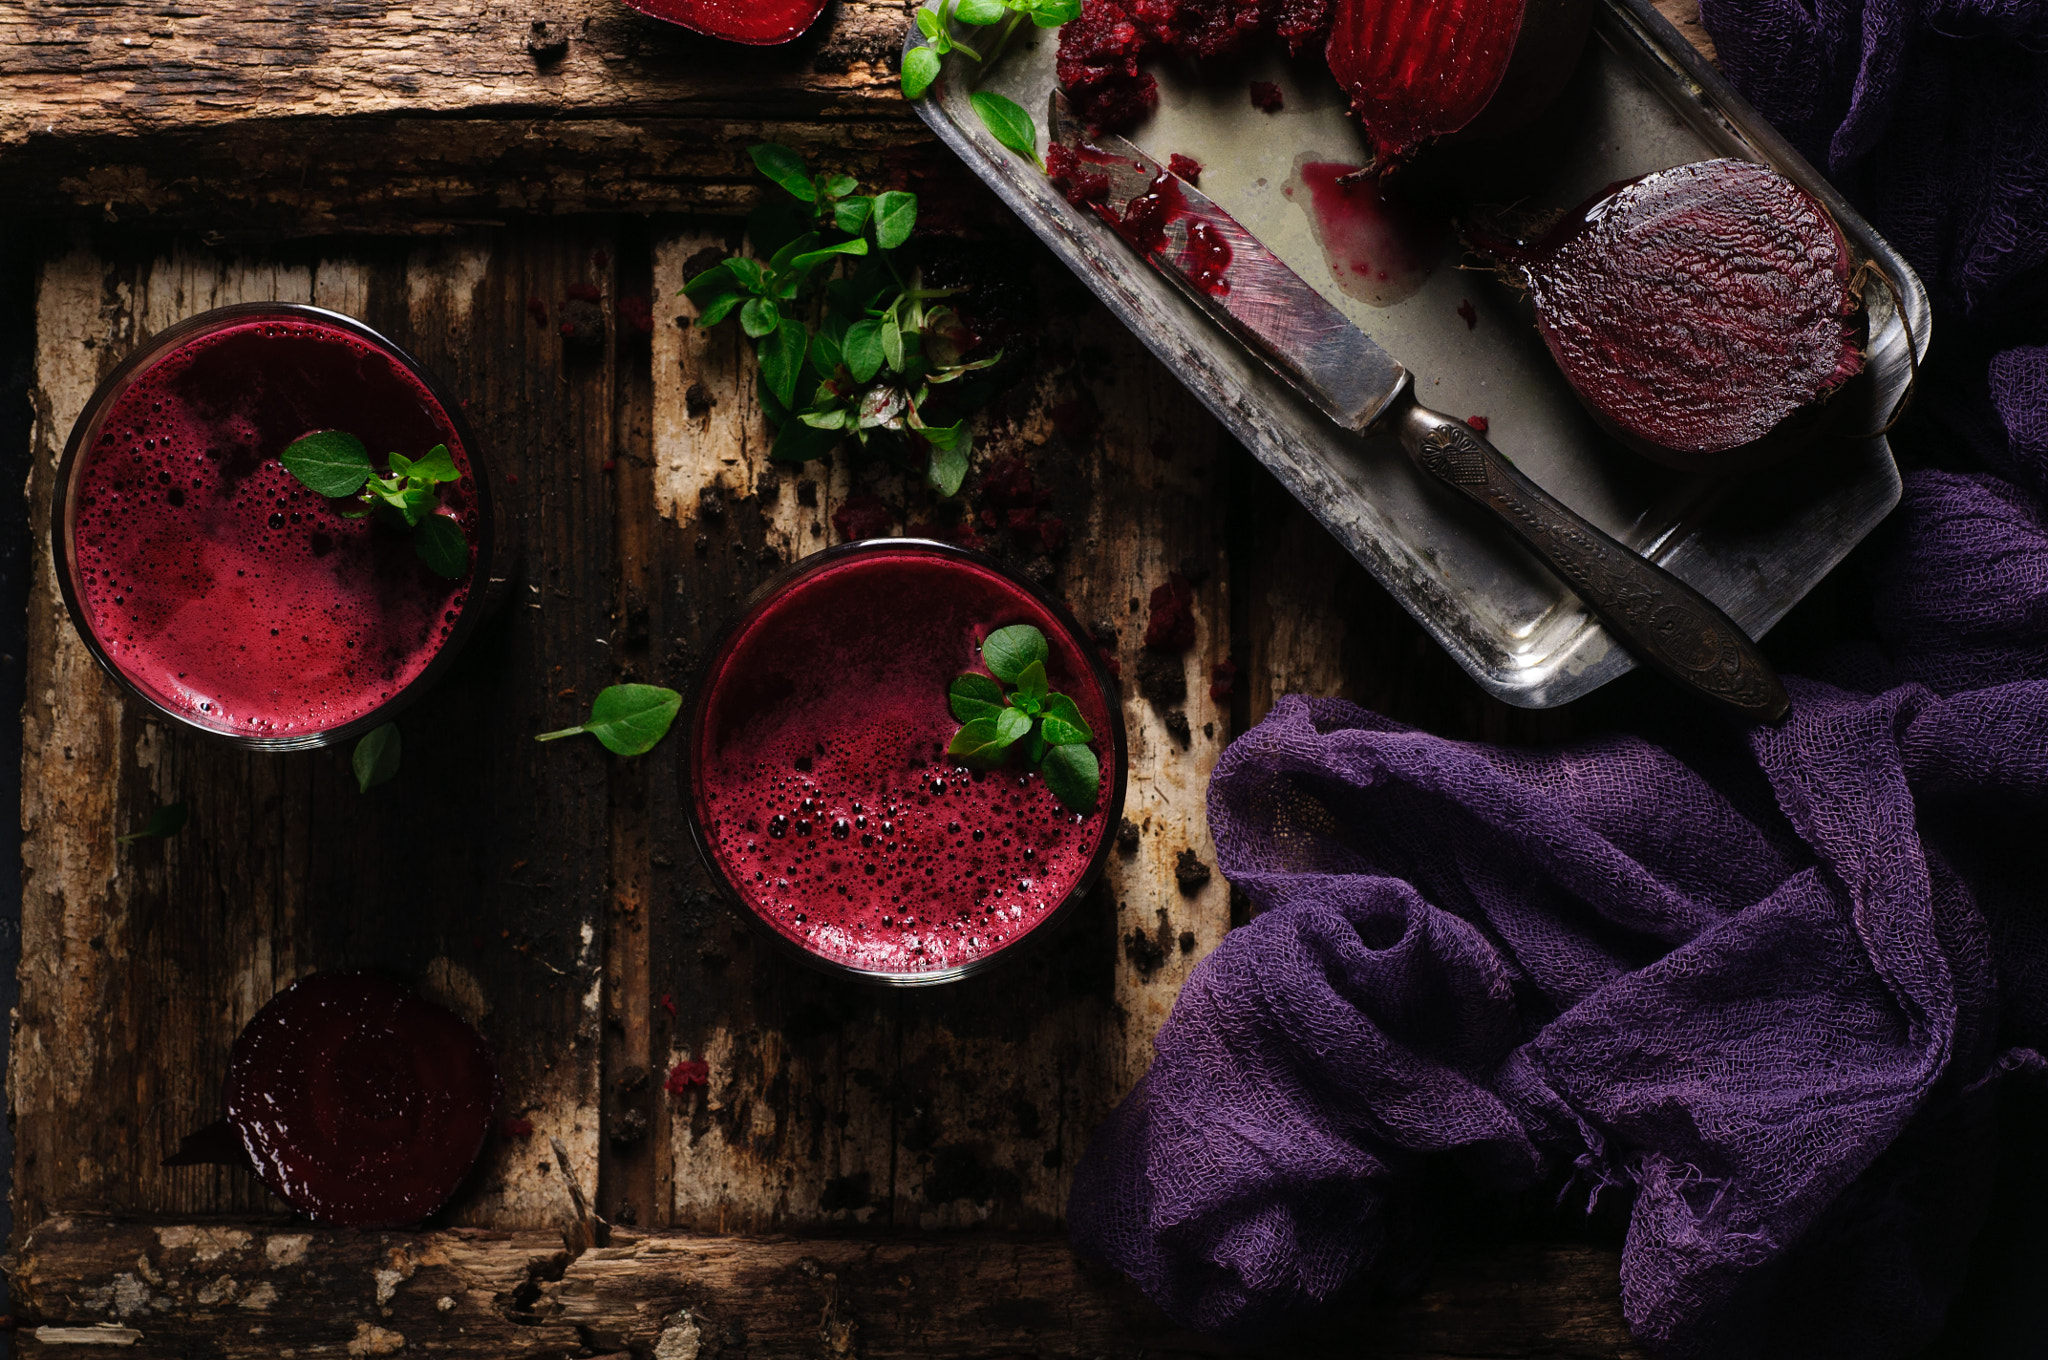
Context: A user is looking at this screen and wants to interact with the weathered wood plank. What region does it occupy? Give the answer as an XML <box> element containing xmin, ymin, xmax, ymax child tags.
<box><xmin>8</xmin><ymin>1214</ymin><xmax>1645</xmax><ymax>1359</ymax></box>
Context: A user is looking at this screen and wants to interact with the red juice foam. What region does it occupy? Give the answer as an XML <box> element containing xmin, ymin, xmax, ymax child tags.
<box><xmin>691</xmin><ymin>547</ymin><xmax>1121</xmax><ymax>978</ymax></box>
<box><xmin>64</xmin><ymin>313</ymin><xmax>479</xmax><ymax>738</ymax></box>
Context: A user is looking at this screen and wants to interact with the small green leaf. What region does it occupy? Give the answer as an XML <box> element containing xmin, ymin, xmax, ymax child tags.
<box><xmin>982</xmin><ymin>624</ymin><xmax>1049</xmax><ymax>683</ymax></box>
<box><xmin>801</xmin><ymin>408</ymin><xmax>849</xmax><ymax>430</ymax></box>
<box><xmin>916</xmin><ymin>7</ymin><xmax>942</xmax><ymax>37</ymax></box>
<box><xmin>695</xmin><ymin>290</ymin><xmax>747</xmax><ymax>328</ymax></box>
<box><xmin>834</xmin><ymin>195</ymin><xmax>875</xmax><ymax>235</ymax></box>
<box><xmin>1017</xmin><ymin>0</ymin><xmax>1080</xmax><ymax>23</ymax></box>
<box><xmin>948</xmin><ymin>716</ymin><xmax>1014</xmax><ymax>763</ymax></box>
<box><xmin>282</xmin><ymin>431</ymin><xmax>375</xmax><ymax>498</ymax></box>
<box><xmin>1025</xmin><ymin>729</ymin><xmax>1049</xmax><ymax>765</ymax></box>
<box><xmin>759</xmin><ymin>317</ymin><xmax>809</xmax><ymax>407</ymax></box>
<box><xmin>1040</xmin><ymin>692</ymin><xmax>1094</xmax><ymax>744</ymax></box>
<box><xmin>873</xmin><ymin>191</ymin><xmax>918</xmax><ymax>250</ymax></box>
<box><xmin>789</xmin><ymin>238</ymin><xmax>870</xmax><ymax>271</ymax></box>
<box><xmin>957</xmin><ymin>0</ymin><xmax>1005</xmax><ymax>21</ymax></box>
<box><xmin>812</xmin><ymin>313</ymin><xmax>848</xmax><ymax>373</ymax></box>
<box><xmin>410</xmin><ymin>444</ymin><xmax>461</xmax><ymax>484</ymax></box>
<box><xmin>995</xmin><ymin>706</ymin><xmax>1032</xmax><ymax>744</ymax></box>
<box><xmin>353</xmin><ymin>723</ymin><xmax>401</xmax><ymax>793</ymax></box>
<box><xmin>683</xmin><ymin>261</ymin><xmax>736</xmax><ymax>299</ymax></box>
<box><xmin>414</xmin><ymin>513</ymin><xmax>469</xmax><ymax>580</ymax></box>
<box><xmin>1014</xmin><ymin>658</ymin><xmax>1049</xmax><ymax>704</ymax></box>
<box><xmin>949</xmin><ymin>672</ymin><xmax>1005</xmax><ymax>723</ymax></box>
<box><xmin>740</xmin><ymin>297</ymin><xmax>781</xmax><ymax>339</ymax></box>
<box><xmin>117</xmin><ymin>800</ymin><xmax>189</xmax><ymax>844</ymax></box>
<box><xmin>768</xmin><ymin>231</ymin><xmax>822</xmax><ymax>274</ymax></box>
<box><xmin>970</xmin><ymin>91</ymin><xmax>1040</xmax><ymax>165</ymax></box>
<box><xmin>726</xmin><ymin>258</ymin><xmax>768</xmax><ymax>294</ymax></box>
<box><xmin>928</xmin><ymin>437</ymin><xmax>969</xmax><ymax>496</ymax></box>
<box><xmin>1039</xmin><ymin>742</ymin><xmax>1100</xmax><ymax>812</ymax></box>
<box><xmin>880</xmin><ymin>311</ymin><xmax>905</xmax><ymax>372</ymax></box>
<box><xmin>819</xmin><ymin>172</ymin><xmax>859</xmax><ymax>200</ymax></box>
<box><xmin>388</xmin><ymin>450</ymin><xmax>415</xmax><ymax>478</ymax></box>
<box><xmin>396</xmin><ymin>479</ymin><xmax>437</xmax><ymax>527</ymax></box>
<box><xmin>535</xmin><ymin>683</ymin><xmax>683</xmax><ymax>757</ymax></box>
<box><xmin>900</xmin><ymin>45</ymin><xmax>941</xmax><ymax>100</ymax></box>
<box><xmin>750</xmin><ymin>143</ymin><xmax>816</xmax><ymax>203</ymax></box>
<box><xmin>844</xmin><ymin>318</ymin><xmax>886</xmax><ymax>384</ymax></box>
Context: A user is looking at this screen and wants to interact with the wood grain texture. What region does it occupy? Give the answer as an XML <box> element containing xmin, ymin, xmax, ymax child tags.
<box><xmin>8</xmin><ymin>1214</ymin><xmax>1645</xmax><ymax>1359</ymax></box>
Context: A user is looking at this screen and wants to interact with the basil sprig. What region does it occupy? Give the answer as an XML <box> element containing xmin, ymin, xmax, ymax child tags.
<box><xmin>280</xmin><ymin>432</ymin><xmax>471</xmax><ymax>580</ymax></box>
<box><xmin>902</xmin><ymin>0</ymin><xmax>1076</xmax><ymax>171</ymax></box>
<box><xmin>945</xmin><ymin>624</ymin><xmax>1101</xmax><ymax>812</ymax></box>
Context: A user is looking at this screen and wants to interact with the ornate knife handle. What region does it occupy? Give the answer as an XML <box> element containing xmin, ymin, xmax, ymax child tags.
<box><xmin>1395</xmin><ymin>404</ymin><xmax>1789</xmax><ymax>721</ymax></box>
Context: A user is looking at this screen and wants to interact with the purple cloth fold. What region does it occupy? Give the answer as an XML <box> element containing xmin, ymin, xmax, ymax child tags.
<box><xmin>1067</xmin><ymin>0</ymin><xmax>2048</xmax><ymax>1352</ymax></box>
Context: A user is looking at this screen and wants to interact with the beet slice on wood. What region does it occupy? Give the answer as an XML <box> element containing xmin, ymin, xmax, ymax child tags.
<box><xmin>226</xmin><ymin>973</ymin><xmax>499</xmax><ymax>1228</ymax></box>
<box><xmin>617</xmin><ymin>0</ymin><xmax>827</xmax><ymax>45</ymax></box>
<box><xmin>1326</xmin><ymin>0</ymin><xmax>1591</xmax><ymax>173</ymax></box>
<box><xmin>1488</xmin><ymin>159</ymin><xmax>1865</xmax><ymax>468</ymax></box>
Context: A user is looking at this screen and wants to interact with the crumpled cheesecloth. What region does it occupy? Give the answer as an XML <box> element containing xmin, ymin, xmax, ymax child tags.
<box><xmin>1066</xmin><ymin>0</ymin><xmax>2048</xmax><ymax>1352</ymax></box>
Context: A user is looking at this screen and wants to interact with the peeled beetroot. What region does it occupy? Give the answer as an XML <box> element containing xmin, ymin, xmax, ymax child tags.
<box><xmin>225</xmin><ymin>973</ymin><xmax>499</xmax><ymax>1228</ymax></box>
<box><xmin>617</xmin><ymin>0</ymin><xmax>827</xmax><ymax>44</ymax></box>
<box><xmin>1327</xmin><ymin>0</ymin><xmax>1592</xmax><ymax>172</ymax></box>
<box><xmin>1494</xmin><ymin>159</ymin><xmax>1865</xmax><ymax>467</ymax></box>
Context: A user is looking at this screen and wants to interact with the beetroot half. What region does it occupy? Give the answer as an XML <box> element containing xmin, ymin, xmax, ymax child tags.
<box><xmin>1326</xmin><ymin>0</ymin><xmax>1592</xmax><ymax>173</ymax></box>
<box><xmin>225</xmin><ymin>973</ymin><xmax>499</xmax><ymax>1228</ymax></box>
<box><xmin>1486</xmin><ymin>159</ymin><xmax>1865</xmax><ymax>469</ymax></box>
<box><xmin>617</xmin><ymin>0</ymin><xmax>827</xmax><ymax>45</ymax></box>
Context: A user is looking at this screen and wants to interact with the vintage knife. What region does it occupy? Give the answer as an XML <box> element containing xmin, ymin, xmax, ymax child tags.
<box><xmin>1048</xmin><ymin>99</ymin><xmax>1788</xmax><ymax>722</ymax></box>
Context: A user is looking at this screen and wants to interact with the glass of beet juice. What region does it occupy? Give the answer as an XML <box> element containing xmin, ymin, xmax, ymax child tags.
<box><xmin>686</xmin><ymin>539</ymin><xmax>1128</xmax><ymax>985</ymax></box>
<box><xmin>52</xmin><ymin>303</ymin><xmax>494</xmax><ymax>750</ymax></box>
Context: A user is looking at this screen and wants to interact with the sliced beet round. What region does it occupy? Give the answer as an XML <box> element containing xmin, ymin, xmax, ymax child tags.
<box><xmin>1326</xmin><ymin>0</ymin><xmax>1591</xmax><ymax>173</ymax></box>
<box><xmin>617</xmin><ymin>0</ymin><xmax>827</xmax><ymax>45</ymax></box>
<box><xmin>1494</xmin><ymin>159</ymin><xmax>1865</xmax><ymax>468</ymax></box>
<box><xmin>226</xmin><ymin>973</ymin><xmax>499</xmax><ymax>1228</ymax></box>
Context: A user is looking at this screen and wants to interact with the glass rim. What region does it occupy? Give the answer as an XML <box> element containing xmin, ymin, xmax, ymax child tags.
<box><xmin>681</xmin><ymin>537</ymin><xmax>1131</xmax><ymax>988</ymax></box>
<box><xmin>51</xmin><ymin>301</ymin><xmax>498</xmax><ymax>752</ymax></box>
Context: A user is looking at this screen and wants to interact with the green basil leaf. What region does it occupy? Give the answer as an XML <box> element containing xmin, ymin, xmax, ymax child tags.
<box><xmin>1014</xmin><ymin>658</ymin><xmax>1050</xmax><ymax>704</ymax></box>
<box><xmin>949</xmin><ymin>672</ymin><xmax>1006</xmax><ymax>723</ymax></box>
<box><xmin>117</xmin><ymin>800</ymin><xmax>189</xmax><ymax>844</ymax></box>
<box><xmin>749</xmin><ymin>143</ymin><xmax>815</xmax><ymax>203</ymax></box>
<box><xmin>982</xmin><ymin>624</ymin><xmax>1049</xmax><ymax>683</ymax></box>
<box><xmin>800</xmin><ymin>408</ymin><xmax>847</xmax><ymax>429</ymax></box>
<box><xmin>995</xmin><ymin>706</ymin><xmax>1032</xmax><ymax>745</ymax></box>
<box><xmin>843</xmin><ymin>318</ymin><xmax>886</xmax><ymax>384</ymax></box>
<box><xmin>1017</xmin><ymin>0</ymin><xmax>1080</xmax><ymax>24</ymax></box>
<box><xmin>759</xmin><ymin>317</ymin><xmax>809</xmax><ymax>407</ymax></box>
<box><xmin>819</xmin><ymin>172</ymin><xmax>859</xmax><ymax>199</ymax></box>
<box><xmin>353</xmin><ymin>722</ymin><xmax>401</xmax><ymax>793</ymax></box>
<box><xmin>916</xmin><ymin>8</ymin><xmax>942</xmax><ymax>37</ymax></box>
<box><xmin>695</xmin><ymin>290</ymin><xmax>747</xmax><ymax>328</ymax></box>
<box><xmin>281</xmin><ymin>431</ymin><xmax>375</xmax><ymax>498</ymax></box>
<box><xmin>411</xmin><ymin>444</ymin><xmax>460</xmax><ymax>484</ymax></box>
<box><xmin>880</xmin><ymin>311</ymin><xmax>904</xmax><ymax>372</ymax></box>
<box><xmin>1039</xmin><ymin>692</ymin><xmax>1094</xmax><ymax>744</ymax></box>
<box><xmin>740</xmin><ymin>296</ymin><xmax>780</xmax><ymax>339</ymax></box>
<box><xmin>928</xmin><ymin>437</ymin><xmax>969</xmax><ymax>496</ymax></box>
<box><xmin>1025</xmin><ymin>729</ymin><xmax>1049</xmax><ymax>765</ymax></box>
<box><xmin>789</xmin><ymin>238</ymin><xmax>870</xmax><ymax>271</ymax></box>
<box><xmin>1038</xmin><ymin>741</ymin><xmax>1100</xmax><ymax>813</ymax></box>
<box><xmin>957</xmin><ymin>0</ymin><xmax>1005</xmax><ymax>21</ymax></box>
<box><xmin>873</xmin><ymin>191</ymin><xmax>918</xmax><ymax>250</ymax></box>
<box><xmin>833</xmin><ymin>195</ymin><xmax>874</xmax><ymax>235</ymax></box>
<box><xmin>812</xmin><ymin>312</ymin><xmax>848</xmax><ymax>373</ymax></box>
<box><xmin>535</xmin><ymin>683</ymin><xmax>683</xmax><ymax>757</ymax></box>
<box><xmin>726</xmin><ymin>257</ymin><xmax>768</xmax><ymax>294</ymax></box>
<box><xmin>682</xmin><ymin>261</ymin><xmax>735</xmax><ymax>298</ymax></box>
<box><xmin>388</xmin><ymin>450</ymin><xmax>415</xmax><ymax>478</ymax></box>
<box><xmin>947</xmin><ymin>716</ymin><xmax>1014</xmax><ymax>763</ymax></box>
<box><xmin>768</xmin><ymin>231</ymin><xmax>822</xmax><ymax>274</ymax></box>
<box><xmin>970</xmin><ymin>91</ymin><xmax>1039</xmax><ymax>164</ymax></box>
<box><xmin>413</xmin><ymin>514</ymin><xmax>469</xmax><ymax>580</ymax></box>
<box><xmin>900</xmin><ymin>45</ymin><xmax>941</xmax><ymax>100</ymax></box>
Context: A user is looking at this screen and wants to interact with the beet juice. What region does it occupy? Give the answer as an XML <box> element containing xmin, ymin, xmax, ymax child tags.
<box><xmin>688</xmin><ymin>541</ymin><xmax>1127</xmax><ymax>983</ymax></box>
<box><xmin>54</xmin><ymin>305</ymin><xmax>492</xmax><ymax>746</ymax></box>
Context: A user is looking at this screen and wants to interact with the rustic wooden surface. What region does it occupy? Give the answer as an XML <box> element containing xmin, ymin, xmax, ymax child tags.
<box><xmin>7</xmin><ymin>2</ymin><xmax>1741</xmax><ymax>1356</ymax></box>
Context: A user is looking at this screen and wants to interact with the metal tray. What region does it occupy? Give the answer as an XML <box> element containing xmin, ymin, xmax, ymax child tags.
<box><xmin>907</xmin><ymin>0</ymin><xmax>1927</xmax><ymax>707</ymax></box>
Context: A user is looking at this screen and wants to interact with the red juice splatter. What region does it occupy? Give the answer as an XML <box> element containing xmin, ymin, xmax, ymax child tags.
<box><xmin>1186</xmin><ymin>220</ymin><xmax>1233</xmax><ymax>296</ymax></box>
<box><xmin>664</xmin><ymin>1060</ymin><xmax>710</xmax><ymax>1094</ymax></box>
<box><xmin>1112</xmin><ymin>169</ymin><xmax>1186</xmax><ymax>254</ymax></box>
<box><xmin>67</xmin><ymin>316</ymin><xmax>476</xmax><ymax>737</ymax></box>
<box><xmin>1467</xmin><ymin>415</ymin><xmax>1490</xmax><ymax>433</ymax></box>
<box><xmin>690</xmin><ymin>548</ymin><xmax>1118</xmax><ymax>977</ymax></box>
<box><xmin>1286</xmin><ymin>157</ymin><xmax>1442</xmax><ymax>307</ymax></box>
<box><xmin>1458</xmin><ymin>298</ymin><xmax>1479</xmax><ymax>329</ymax></box>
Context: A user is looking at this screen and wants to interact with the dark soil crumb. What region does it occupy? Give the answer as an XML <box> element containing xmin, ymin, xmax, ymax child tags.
<box><xmin>1164</xmin><ymin>710</ymin><xmax>1192</xmax><ymax>746</ymax></box>
<box><xmin>684</xmin><ymin>381</ymin><xmax>715</xmax><ymax>417</ymax></box>
<box><xmin>558</xmin><ymin>297</ymin><xmax>604</xmax><ymax>349</ymax></box>
<box><xmin>608</xmin><ymin>1109</ymin><xmax>649</xmax><ymax>1148</ymax></box>
<box><xmin>1134</xmin><ymin>648</ymin><xmax>1187</xmax><ymax>706</ymax></box>
<box><xmin>1124</xmin><ymin>908</ymin><xmax>1174</xmax><ymax>978</ymax></box>
<box><xmin>1178</xmin><ymin>930</ymin><xmax>1197</xmax><ymax>954</ymax></box>
<box><xmin>1117</xmin><ymin>817</ymin><xmax>1141</xmax><ymax>853</ymax></box>
<box><xmin>796</xmin><ymin>479</ymin><xmax>818</xmax><ymax>507</ymax></box>
<box><xmin>1175</xmin><ymin>848</ymin><xmax>1212</xmax><ymax>894</ymax></box>
<box><xmin>698</xmin><ymin>486</ymin><xmax>726</xmax><ymax>522</ymax></box>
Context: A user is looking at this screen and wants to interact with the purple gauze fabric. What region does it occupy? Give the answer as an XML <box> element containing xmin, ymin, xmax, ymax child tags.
<box><xmin>1066</xmin><ymin>0</ymin><xmax>2048</xmax><ymax>1354</ymax></box>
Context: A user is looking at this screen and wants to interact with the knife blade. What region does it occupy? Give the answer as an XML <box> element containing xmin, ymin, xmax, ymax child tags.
<box><xmin>1048</xmin><ymin>97</ymin><xmax>1788</xmax><ymax>722</ymax></box>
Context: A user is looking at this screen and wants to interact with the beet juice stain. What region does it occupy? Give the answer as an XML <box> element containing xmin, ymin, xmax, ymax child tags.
<box><xmin>692</xmin><ymin>549</ymin><xmax>1119</xmax><ymax>977</ymax></box>
<box><xmin>69</xmin><ymin>317</ymin><xmax>476</xmax><ymax>736</ymax></box>
<box><xmin>1284</xmin><ymin>155</ymin><xmax>1444</xmax><ymax>306</ymax></box>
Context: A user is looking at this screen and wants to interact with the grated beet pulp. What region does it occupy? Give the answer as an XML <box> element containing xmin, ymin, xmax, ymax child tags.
<box><xmin>1060</xmin><ymin>0</ymin><xmax>1334</xmax><ymax>130</ymax></box>
<box><xmin>225</xmin><ymin>974</ymin><xmax>499</xmax><ymax>1228</ymax></box>
<box><xmin>1499</xmin><ymin>159</ymin><xmax>1865</xmax><ymax>467</ymax></box>
<box><xmin>617</xmin><ymin>0</ymin><xmax>826</xmax><ymax>44</ymax></box>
